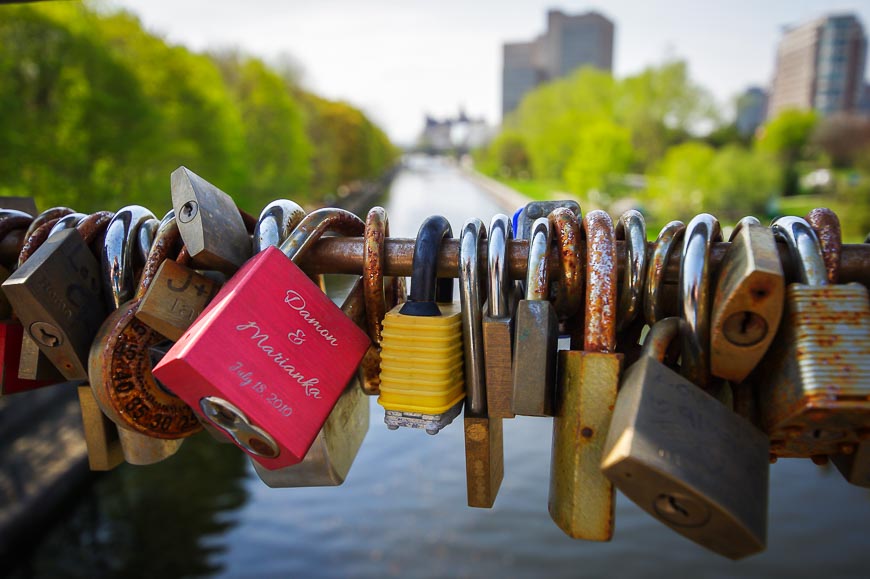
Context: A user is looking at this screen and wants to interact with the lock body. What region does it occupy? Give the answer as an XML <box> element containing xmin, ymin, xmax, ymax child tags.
<box><xmin>482</xmin><ymin>311</ymin><xmax>514</xmax><ymax>418</ymax></box>
<box><xmin>77</xmin><ymin>385</ymin><xmax>124</xmax><ymax>471</ymax></box>
<box><xmin>512</xmin><ymin>299</ymin><xmax>558</xmax><ymax>416</ymax></box>
<box><xmin>378</xmin><ymin>302</ymin><xmax>465</xmax><ymax>433</ymax></box>
<box><xmin>710</xmin><ymin>221</ymin><xmax>784</xmax><ymax>382</ymax></box>
<box><xmin>549</xmin><ymin>350</ymin><xmax>620</xmax><ymax>540</ymax></box>
<box><xmin>171</xmin><ymin>167</ymin><xmax>250</xmax><ymax>273</ymax></box>
<box><xmin>153</xmin><ymin>246</ymin><xmax>371</xmax><ymax>469</ymax></box>
<box><xmin>756</xmin><ymin>283</ymin><xmax>870</xmax><ymax>458</ymax></box>
<box><xmin>135</xmin><ymin>259</ymin><xmax>219</xmax><ymax>340</ymax></box>
<box><xmin>831</xmin><ymin>442</ymin><xmax>870</xmax><ymax>488</ymax></box>
<box><xmin>3</xmin><ymin>228</ymin><xmax>106</xmax><ymax>380</ymax></box>
<box><xmin>254</xmin><ymin>375</ymin><xmax>369</xmax><ymax>487</ymax></box>
<box><xmin>0</xmin><ymin>320</ymin><xmax>53</xmax><ymax>394</ymax></box>
<box><xmin>602</xmin><ymin>353</ymin><xmax>769</xmax><ymax>560</ymax></box>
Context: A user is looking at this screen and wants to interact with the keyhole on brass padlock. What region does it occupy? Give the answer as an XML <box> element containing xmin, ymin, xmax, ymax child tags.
<box><xmin>653</xmin><ymin>493</ymin><xmax>710</xmax><ymax>528</ymax></box>
<box><xmin>30</xmin><ymin>322</ymin><xmax>62</xmax><ymax>348</ymax></box>
<box><xmin>179</xmin><ymin>201</ymin><xmax>198</xmax><ymax>224</ymax></box>
<box><xmin>722</xmin><ymin>311</ymin><xmax>768</xmax><ymax>347</ymax></box>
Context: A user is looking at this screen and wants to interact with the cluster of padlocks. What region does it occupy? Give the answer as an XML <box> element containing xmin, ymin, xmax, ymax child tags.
<box><xmin>1</xmin><ymin>166</ymin><xmax>868</xmax><ymax>560</ymax></box>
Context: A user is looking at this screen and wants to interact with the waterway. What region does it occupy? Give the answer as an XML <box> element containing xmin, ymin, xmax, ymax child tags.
<box><xmin>6</xmin><ymin>156</ymin><xmax>870</xmax><ymax>578</ymax></box>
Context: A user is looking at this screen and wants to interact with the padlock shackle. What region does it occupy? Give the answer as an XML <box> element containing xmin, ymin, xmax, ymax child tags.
<box><xmin>525</xmin><ymin>217</ymin><xmax>551</xmax><ymax>301</ymax></box>
<box><xmin>582</xmin><ymin>210</ymin><xmax>617</xmax><ymax>353</ymax></box>
<box><xmin>76</xmin><ymin>211</ymin><xmax>115</xmax><ymax>247</ymax></box>
<box><xmin>101</xmin><ymin>205</ymin><xmax>157</xmax><ymax>310</ymax></box>
<box><xmin>460</xmin><ymin>218</ymin><xmax>487</xmax><ymax>416</ymax></box>
<box><xmin>549</xmin><ymin>208</ymin><xmax>583</xmax><ymax>319</ymax></box>
<box><xmin>729</xmin><ymin>216</ymin><xmax>761</xmax><ymax>241</ymax></box>
<box><xmin>400</xmin><ymin>215</ymin><xmax>453</xmax><ymax>316</ymax></box>
<box><xmin>362</xmin><ymin>207</ymin><xmax>393</xmax><ymax>344</ymax></box>
<box><xmin>134</xmin><ymin>211</ymin><xmax>183</xmax><ymax>301</ymax></box>
<box><xmin>615</xmin><ymin>209</ymin><xmax>646</xmax><ymax>331</ymax></box>
<box><xmin>24</xmin><ymin>206</ymin><xmax>74</xmax><ymax>241</ymax></box>
<box><xmin>644</xmin><ymin>220</ymin><xmax>685</xmax><ymax>326</ymax></box>
<box><xmin>279</xmin><ymin>208</ymin><xmax>365</xmax><ymax>263</ymax></box>
<box><xmin>47</xmin><ymin>212</ymin><xmax>87</xmax><ymax>240</ymax></box>
<box><xmin>253</xmin><ymin>199</ymin><xmax>306</xmax><ymax>254</ymax></box>
<box><xmin>640</xmin><ymin>316</ymin><xmax>682</xmax><ymax>363</ymax></box>
<box><xmin>804</xmin><ymin>208</ymin><xmax>841</xmax><ymax>284</ymax></box>
<box><xmin>487</xmin><ymin>214</ymin><xmax>512</xmax><ymax>318</ymax></box>
<box><xmin>679</xmin><ymin>213</ymin><xmax>721</xmax><ymax>389</ymax></box>
<box><xmin>771</xmin><ymin>216</ymin><xmax>827</xmax><ymax>286</ymax></box>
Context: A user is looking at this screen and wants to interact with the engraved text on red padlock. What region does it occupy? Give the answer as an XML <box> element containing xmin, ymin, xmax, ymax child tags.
<box><xmin>152</xmin><ymin>246</ymin><xmax>371</xmax><ymax>469</ymax></box>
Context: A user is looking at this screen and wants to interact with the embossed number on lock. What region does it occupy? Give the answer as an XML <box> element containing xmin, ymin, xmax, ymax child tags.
<box><xmin>153</xmin><ymin>246</ymin><xmax>371</xmax><ymax>469</ymax></box>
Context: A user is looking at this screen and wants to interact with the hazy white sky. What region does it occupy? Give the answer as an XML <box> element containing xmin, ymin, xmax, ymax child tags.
<box><xmin>109</xmin><ymin>0</ymin><xmax>870</xmax><ymax>144</ymax></box>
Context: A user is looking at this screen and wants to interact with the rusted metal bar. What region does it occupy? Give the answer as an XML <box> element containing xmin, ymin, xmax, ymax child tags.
<box><xmin>296</xmin><ymin>237</ymin><xmax>870</xmax><ymax>287</ymax></box>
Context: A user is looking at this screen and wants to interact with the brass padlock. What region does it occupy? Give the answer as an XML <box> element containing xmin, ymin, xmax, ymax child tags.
<box><xmin>512</xmin><ymin>217</ymin><xmax>557</xmax><ymax>416</ymax></box>
<box><xmin>678</xmin><ymin>213</ymin><xmax>722</xmax><ymax>391</ymax></box>
<box><xmin>755</xmin><ymin>216</ymin><xmax>870</xmax><ymax>458</ymax></box>
<box><xmin>460</xmin><ymin>218</ymin><xmax>504</xmax><ymax>508</ymax></box>
<box><xmin>77</xmin><ymin>384</ymin><xmax>124</xmax><ymax>471</ymax></box>
<box><xmin>101</xmin><ymin>205</ymin><xmax>157</xmax><ymax>310</ymax></box>
<box><xmin>710</xmin><ymin>216</ymin><xmax>784</xmax><ymax>383</ymax></box>
<box><xmin>3</xmin><ymin>212</ymin><xmax>113</xmax><ymax>380</ymax></box>
<box><xmin>171</xmin><ymin>166</ymin><xmax>251</xmax><ymax>273</ymax></box>
<box><xmin>482</xmin><ymin>214</ymin><xmax>516</xmax><ymax>419</ymax></box>
<box><xmin>252</xmin><ymin>279</ymin><xmax>370</xmax><ymax>487</ymax></box>
<box><xmin>549</xmin><ymin>209</ymin><xmax>620</xmax><ymax>541</ymax></box>
<box><xmin>378</xmin><ymin>215</ymin><xmax>464</xmax><ymax>434</ymax></box>
<box><xmin>135</xmin><ymin>258</ymin><xmax>219</xmax><ymax>341</ymax></box>
<box><xmin>601</xmin><ymin>317</ymin><xmax>770</xmax><ymax>560</ymax></box>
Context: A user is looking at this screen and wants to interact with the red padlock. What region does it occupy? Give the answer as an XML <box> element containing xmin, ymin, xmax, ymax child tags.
<box><xmin>153</xmin><ymin>208</ymin><xmax>371</xmax><ymax>469</ymax></box>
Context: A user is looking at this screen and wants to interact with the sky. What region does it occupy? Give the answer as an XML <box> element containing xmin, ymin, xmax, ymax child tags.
<box><xmin>108</xmin><ymin>0</ymin><xmax>870</xmax><ymax>144</ymax></box>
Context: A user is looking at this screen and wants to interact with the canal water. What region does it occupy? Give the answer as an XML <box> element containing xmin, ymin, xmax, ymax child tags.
<box><xmin>7</xmin><ymin>156</ymin><xmax>870</xmax><ymax>578</ymax></box>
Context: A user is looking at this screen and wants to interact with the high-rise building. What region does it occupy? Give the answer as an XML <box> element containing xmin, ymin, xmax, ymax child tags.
<box><xmin>502</xmin><ymin>10</ymin><xmax>614</xmax><ymax>119</ymax></box>
<box><xmin>736</xmin><ymin>87</ymin><xmax>768</xmax><ymax>137</ymax></box>
<box><xmin>768</xmin><ymin>14</ymin><xmax>867</xmax><ymax>119</ymax></box>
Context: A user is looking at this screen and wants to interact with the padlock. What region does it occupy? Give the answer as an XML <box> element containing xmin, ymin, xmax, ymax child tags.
<box><xmin>0</xmin><ymin>320</ymin><xmax>54</xmax><ymax>395</ymax></box>
<box><xmin>614</xmin><ymin>210</ymin><xmax>647</xmax><ymax>368</ymax></box>
<box><xmin>23</xmin><ymin>206</ymin><xmax>74</xmax><ymax>241</ymax></box>
<box><xmin>252</xmin><ymin>279</ymin><xmax>370</xmax><ymax>487</ymax></box>
<box><xmin>135</xmin><ymin>217</ymin><xmax>160</xmax><ymax>270</ymax></box>
<box><xmin>46</xmin><ymin>212</ymin><xmax>88</xmax><ymax>238</ymax></box>
<box><xmin>153</xmin><ymin>208</ymin><xmax>371</xmax><ymax>468</ymax></box>
<box><xmin>754</xmin><ymin>216</ymin><xmax>870</xmax><ymax>458</ymax></box>
<box><xmin>171</xmin><ymin>166</ymin><xmax>251</xmax><ymax>273</ymax></box>
<box><xmin>482</xmin><ymin>214</ymin><xmax>516</xmax><ymax>419</ymax></box>
<box><xmin>100</xmin><ymin>205</ymin><xmax>157</xmax><ymax>310</ymax></box>
<box><xmin>3</xmin><ymin>212</ymin><xmax>113</xmax><ymax>380</ymax></box>
<box><xmin>549</xmin><ymin>209</ymin><xmax>620</xmax><ymax>541</ymax></box>
<box><xmin>601</xmin><ymin>316</ymin><xmax>770</xmax><ymax>560</ymax></box>
<box><xmin>805</xmin><ymin>207</ymin><xmax>840</xmax><ymax>285</ymax></box>
<box><xmin>710</xmin><ymin>216</ymin><xmax>784</xmax><ymax>383</ymax></box>
<box><xmin>516</xmin><ymin>200</ymin><xmax>580</xmax><ymax>242</ymax></box>
<box><xmin>644</xmin><ymin>221</ymin><xmax>684</xmax><ymax>325</ymax></box>
<box><xmin>77</xmin><ymin>384</ymin><xmax>124</xmax><ymax>471</ymax></box>
<box><xmin>90</xmin><ymin>212</ymin><xmax>202</xmax><ymax>440</ymax></box>
<box><xmin>0</xmin><ymin>209</ymin><xmax>34</xmax><ymax>267</ymax></box>
<box><xmin>378</xmin><ymin>215</ymin><xmax>465</xmax><ymax>434</ymax></box>
<box><xmin>460</xmin><ymin>218</ymin><xmax>504</xmax><ymax>508</ymax></box>
<box><xmin>548</xmin><ymin>207</ymin><xmax>583</xmax><ymax>321</ymax></box>
<box><xmin>831</xmin><ymin>441</ymin><xmax>870</xmax><ymax>488</ymax></box>
<box><xmin>135</xmin><ymin>259</ymin><xmax>219</xmax><ymax>341</ymax></box>
<box><xmin>512</xmin><ymin>216</ymin><xmax>557</xmax><ymax>416</ymax></box>
<box><xmin>358</xmin><ymin>207</ymin><xmax>390</xmax><ymax>396</ymax></box>
<box><xmin>679</xmin><ymin>213</ymin><xmax>722</xmax><ymax>391</ymax></box>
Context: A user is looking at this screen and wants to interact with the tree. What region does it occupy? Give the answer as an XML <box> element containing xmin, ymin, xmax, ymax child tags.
<box><xmin>756</xmin><ymin>109</ymin><xmax>818</xmax><ymax>196</ymax></box>
<box><xmin>562</xmin><ymin>120</ymin><xmax>633</xmax><ymax>196</ymax></box>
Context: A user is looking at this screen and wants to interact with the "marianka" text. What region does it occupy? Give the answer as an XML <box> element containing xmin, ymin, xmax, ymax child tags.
<box><xmin>234</xmin><ymin>321</ymin><xmax>321</xmax><ymax>398</ymax></box>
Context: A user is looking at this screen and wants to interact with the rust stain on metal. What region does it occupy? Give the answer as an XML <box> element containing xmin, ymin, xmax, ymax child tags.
<box><xmin>583</xmin><ymin>210</ymin><xmax>617</xmax><ymax>353</ymax></box>
<box><xmin>17</xmin><ymin>218</ymin><xmax>61</xmax><ymax>267</ymax></box>
<box><xmin>806</xmin><ymin>208</ymin><xmax>841</xmax><ymax>284</ymax></box>
<box><xmin>0</xmin><ymin>211</ymin><xmax>33</xmax><ymax>242</ymax></box>
<box><xmin>363</xmin><ymin>207</ymin><xmax>388</xmax><ymax>343</ymax></box>
<box><xmin>281</xmin><ymin>208</ymin><xmax>365</xmax><ymax>262</ymax></box>
<box><xmin>76</xmin><ymin>211</ymin><xmax>114</xmax><ymax>245</ymax></box>
<box><xmin>549</xmin><ymin>208</ymin><xmax>583</xmax><ymax>319</ymax></box>
<box><xmin>135</xmin><ymin>220</ymin><xmax>181</xmax><ymax>301</ymax></box>
<box><xmin>24</xmin><ymin>206</ymin><xmax>74</xmax><ymax>239</ymax></box>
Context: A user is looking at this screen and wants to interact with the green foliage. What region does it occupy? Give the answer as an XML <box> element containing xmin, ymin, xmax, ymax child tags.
<box><xmin>756</xmin><ymin>109</ymin><xmax>819</xmax><ymax>196</ymax></box>
<box><xmin>562</xmin><ymin>119</ymin><xmax>633</xmax><ymax>196</ymax></box>
<box><xmin>0</xmin><ymin>3</ymin><xmax>394</xmax><ymax>213</ymax></box>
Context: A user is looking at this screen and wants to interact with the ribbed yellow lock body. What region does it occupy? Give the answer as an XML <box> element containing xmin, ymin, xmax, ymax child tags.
<box><xmin>377</xmin><ymin>215</ymin><xmax>465</xmax><ymax>434</ymax></box>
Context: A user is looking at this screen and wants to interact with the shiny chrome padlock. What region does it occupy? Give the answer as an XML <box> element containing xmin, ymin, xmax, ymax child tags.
<box><xmin>512</xmin><ymin>217</ymin><xmax>557</xmax><ymax>416</ymax></box>
<box><xmin>100</xmin><ymin>205</ymin><xmax>156</xmax><ymax>310</ymax></box>
<box><xmin>602</xmin><ymin>317</ymin><xmax>770</xmax><ymax>560</ymax></box>
<box><xmin>460</xmin><ymin>218</ymin><xmax>504</xmax><ymax>508</ymax></box>
<box><xmin>378</xmin><ymin>215</ymin><xmax>464</xmax><ymax>433</ymax></box>
<box><xmin>171</xmin><ymin>166</ymin><xmax>251</xmax><ymax>273</ymax></box>
<box><xmin>754</xmin><ymin>216</ymin><xmax>870</xmax><ymax>458</ymax></box>
<box><xmin>154</xmin><ymin>209</ymin><xmax>371</xmax><ymax>469</ymax></box>
<box><xmin>482</xmin><ymin>214</ymin><xmax>516</xmax><ymax>418</ymax></box>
